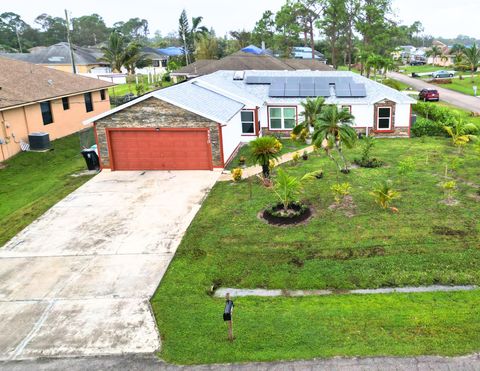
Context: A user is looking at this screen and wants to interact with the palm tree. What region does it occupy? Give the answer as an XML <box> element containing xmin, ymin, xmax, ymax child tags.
<box><xmin>462</xmin><ymin>43</ymin><xmax>480</xmax><ymax>81</ymax></box>
<box><xmin>366</xmin><ymin>54</ymin><xmax>383</xmax><ymax>81</ymax></box>
<box><xmin>292</xmin><ymin>97</ymin><xmax>325</xmax><ymax>138</ymax></box>
<box><xmin>123</xmin><ymin>42</ymin><xmax>147</xmax><ymax>75</ymax></box>
<box><xmin>444</xmin><ymin>119</ymin><xmax>478</xmax><ymax>147</ymax></box>
<box><xmin>195</xmin><ymin>34</ymin><xmax>219</xmax><ymax>60</ymax></box>
<box><xmin>426</xmin><ymin>45</ymin><xmax>442</xmax><ymax>66</ymax></box>
<box><xmin>312</xmin><ymin>105</ymin><xmax>357</xmax><ymax>173</ymax></box>
<box><xmin>191</xmin><ymin>16</ymin><xmax>208</xmax><ymax>41</ymax></box>
<box><xmin>100</xmin><ymin>31</ymin><xmax>126</xmax><ymax>72</ymax></box>
<box><xmin>380</xmin><ymin>57</ymin><xmax>396</xmax><ymax>78</ymax></box>
<box><xmin>249</xmin><ymin>136</ymin><xmax>282</xmax><ymax>178</ymax></box>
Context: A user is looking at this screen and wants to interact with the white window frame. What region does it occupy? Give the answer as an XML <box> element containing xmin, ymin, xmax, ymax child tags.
<box><xmin>268</xmin><ymin>106</ymin><xmax>297</xmax><ymax>130</ymax></box>
<box><xmin>240</xmin><ymin>109</ymin><xmax>256</xmax><ymax>135</ymax></box>
<box><xmin>376</xmin><ymin>106</ymin><xmax>392</xmax><ymax>131</ymax></box>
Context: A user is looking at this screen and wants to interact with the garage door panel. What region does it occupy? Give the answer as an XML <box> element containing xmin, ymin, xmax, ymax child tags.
<box><xmin>108</xmin><ymin>129</ymin><xmax>212</xmax><ymax>171</ymax></box>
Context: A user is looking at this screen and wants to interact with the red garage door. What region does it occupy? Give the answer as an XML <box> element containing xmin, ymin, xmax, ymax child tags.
<box><xmin>108</xmin><ymin>128</ymin><xmax>213</xmax><ymax>170</ymax></box>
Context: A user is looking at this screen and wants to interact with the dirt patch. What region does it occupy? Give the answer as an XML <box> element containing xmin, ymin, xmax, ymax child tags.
<box><xmin>432</xmin><ymin>226</ymin><xmax>468</xmax><ymax>237</ymax></box>
<box><xmin>439</xmin><ymin>197</ymin><xmax>459</xmax><ymax>206</ymax></box>
<box><xmin>307</xmin><ymin>246</ymin><xmax>386</xmax><ymax>261</ymax></box>
<box><xmin>328</xmin><ymin>195</ymin><xmax>357</xmax><ymax>218</ymax></box>
<box><xmin>468</xmin><ymin>193</ymin><xmax>480</xmax><ymax>202</ymax></box>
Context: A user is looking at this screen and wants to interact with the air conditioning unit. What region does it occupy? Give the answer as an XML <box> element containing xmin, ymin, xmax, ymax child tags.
<box><xmin>28</xmin><ymin>132</ymin><xmax>51</xmax><ymax>151</ymax></box>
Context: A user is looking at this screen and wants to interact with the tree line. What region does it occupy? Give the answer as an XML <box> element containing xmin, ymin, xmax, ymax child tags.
<box><xmin>1</xmin><ymin>1</ymin><xmax>479</xmax><ymax>70</ymax></box>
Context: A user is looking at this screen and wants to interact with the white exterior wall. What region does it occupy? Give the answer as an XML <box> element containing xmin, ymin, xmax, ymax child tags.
<box><xmin>350</xmin><ymin>104</ymin><xmax>374</xmax><ymax>128</ymax></box>
<box><xmin>222</xmin><ymin>110</ymin><xmax>259</xmax><ymax>163</ymax></box>
<box><xmin>395</xmin><ymin>103</ymin><xmax>411</xmax><ymax>128</ymax></box>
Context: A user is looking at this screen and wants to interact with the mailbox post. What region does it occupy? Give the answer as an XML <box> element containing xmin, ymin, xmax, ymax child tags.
<box><xmin>223</xmin><ymin>293</ymin><xmax>234</xmax><ymax>341</ymax></box>
<box><xmin>473</xmin><ymin>86</ymin><xmax>477</xmax><ymax>97</ymax></box>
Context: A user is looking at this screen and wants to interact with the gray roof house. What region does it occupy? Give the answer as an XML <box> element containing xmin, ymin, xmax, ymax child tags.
<box><xmin>0</xmin><ymin>42</ymin><xmax>107</xmax><ymax>73</ymax></box>
<box><xmin>85</xmin><ymin>70</ymin><xmax>416</xmax><ymax>171</ymax></box>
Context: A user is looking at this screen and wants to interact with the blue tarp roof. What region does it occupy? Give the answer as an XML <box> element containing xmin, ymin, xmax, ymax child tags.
<box><xmin>241</xmin><ymin>45</ymin><xmax>265</xmax><ymax>55</ymax></box>
<box><xmin>157</xmin><ymin>46</ymin><xmax>187</xmax><ymax>56</ymax></box>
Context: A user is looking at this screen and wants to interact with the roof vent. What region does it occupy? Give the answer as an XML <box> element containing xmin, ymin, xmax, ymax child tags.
<box><xmin>233</xmin><ymin>71</ymin><xmax>245</xmax><ymax>81</ymax></box>
<box><xmin>47</xmin><ymin>79</ymin><xmax>54</xmax><ymax>86</ymax></box>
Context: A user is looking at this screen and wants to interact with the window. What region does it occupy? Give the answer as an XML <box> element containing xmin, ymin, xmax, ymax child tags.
<box><xmin>62</xmin><ymin>97</ymin><xmax>69</xmax><ymax>110</ymax></box>
<box><xmin>341</xmin><ymin>105</ymin><xmax>351</xmax><ymax>113</ymax></box>
<box><xmin>269</xmin><ymin>107</ymin><xmax>296</xmax><ymax>130</ymax></box>
<box><xmin>152</xmin><ymin>60</ymin><xmax>160</xmax><ymax>67</ymax></box>
<box><xmin>240</xmin><ymin>110</ymin><xmax>255</xmax><ymax>134</ymax></box>
<box><xmin>377</xmin><ymin>107</ymin><xmax>391</xmax><ymax>130</ymax></box>
<box><xmin>161</xmin><ymin>59</ymin><xmax>167</xmax><ymax>68</ymax></box>
<box><xmin>100</xmin><ymin>89</ymin><xmax>106</xmax><ymax>101</ymax></box>
<box><xmin>84</xmin><ymin>92</ymin><xmax>93</xmax><ymax>112</ymax></box>
<box><xmin>40</xmin><ymin>101</ymin><xmax>53</xmax><ymax>125</ymax></box>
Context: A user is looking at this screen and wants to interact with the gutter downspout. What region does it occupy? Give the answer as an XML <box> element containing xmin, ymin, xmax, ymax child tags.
<box><xmin>0</xmin><ymin>111</ymin><xmax>9</xmax><ymax>161</ymax></box>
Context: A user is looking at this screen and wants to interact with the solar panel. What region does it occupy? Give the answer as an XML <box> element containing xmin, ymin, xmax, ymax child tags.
<box><xmin>349</xmin><ymin>83</ymin><xmax>367</xmax><ymax>97</ymax></box>
<box><xmin>284</xmin><ymin>81</ymin><xmax>300</xmax><ymax>97</ymax></box>
<box><xmin>314</xmin><ymin>79</ymin><xmax>331</xmax><ymax>97</ymax></box>
<box><xmin>299</xmin><ymin>82</ymin><xmax>315</xmax><ymax>97</ymax></box>
<box><xmin>269</xmin><ymin>82</ymin><xmax>285</xmax><ymax>97</ymax></box>
<box><xmin>336</xmin><ymin>80</ymin><xmax>351</xmax><ymax>97</ymax></box>
<box><xmin>245</xmin><ymin>76</ymin><xmax>273</xmax><ymax>84</ymax></box>
<box><xmin>245</xmin><ymin>76</ymin><xmax>261</xmax><ymax>84</ymax></box>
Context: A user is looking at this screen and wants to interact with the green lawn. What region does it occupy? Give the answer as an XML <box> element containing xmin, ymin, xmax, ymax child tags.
<box><xmin>0</xmin><ymin>133</ymin><xmax>94</xmax><ymax>246</ymax></box>
<box><xmin>108</xmin><ymin>77</ymin><xmax>174</xmax><ymax>98</ymax></box>
<box><xmin>437</xmin><ymin>75</ymin><xmax>480</xmax><ymax>97</ymax></box>
<box><xmin>400</xmin><ymin>65</ymin><xmax>448</xmax><ymax>74</ymax></box>
<box><xmin>152</xmin><ymin>137</ymin><xmax>480</xmax><ymax>364</ymax></box>
<box><xmin>225</xmin><ymin>139</ymin><xmax>309</xmax><ymax>170</ymax></box>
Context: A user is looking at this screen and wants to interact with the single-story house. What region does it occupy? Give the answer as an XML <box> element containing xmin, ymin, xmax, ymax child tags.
<box><xmin>84</xmin><ymin>69</ymin><xmax>415</xmax><ymax>171</ymax></box>
<box><xmin>0</xmin><ymin>57</ymin><xmax>114</xmax><ymax>161</ymax></box>
<box><xmin>0</xmin><ymin>42</ymin><xmax>108</xmax><ymax>73</ymax></box>
<box><xmin>170</xmin><ymin>51</ymin><xmax>333</xmax><ymax>80</ymax></box>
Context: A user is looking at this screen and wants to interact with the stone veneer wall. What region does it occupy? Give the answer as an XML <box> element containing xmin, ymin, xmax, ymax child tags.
<box><xmin>94</xmin><ymin>97</ymin><xmax>222</xmax><ymax>168</ymax></box>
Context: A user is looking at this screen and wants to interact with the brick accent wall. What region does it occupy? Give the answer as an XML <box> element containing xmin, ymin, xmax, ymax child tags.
<box><xmin>94</xmin><ymin>97</ymin><xmax>222</xmax><ymax>168</ymax></box>
<box><xmin>373</xmin><ymin>99</ymin><xmax>396</xmax><ymax>133</ymax></box>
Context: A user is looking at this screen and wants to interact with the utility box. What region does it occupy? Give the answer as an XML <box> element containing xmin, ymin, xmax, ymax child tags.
<box><xmin>28</xmin><ymin>132</ymin><xmax>51</xmax><ymax>151</ymax></box>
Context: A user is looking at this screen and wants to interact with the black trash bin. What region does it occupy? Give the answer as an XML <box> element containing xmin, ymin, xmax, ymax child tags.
<box><xmin>81</xmin><ymin>148</ymin><xmax>100</xmax><ymax>170</ymax></box>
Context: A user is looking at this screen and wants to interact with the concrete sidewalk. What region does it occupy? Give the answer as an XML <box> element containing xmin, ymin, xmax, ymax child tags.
<box><xmin>219</xmin><ymin>145</ymin><xmax>316</xmax><ymax>181</ymax></box>
<box><xmin>1</xmin><ymin>353</ymin><xmax>480</xmax><ymax>370</ymax></box>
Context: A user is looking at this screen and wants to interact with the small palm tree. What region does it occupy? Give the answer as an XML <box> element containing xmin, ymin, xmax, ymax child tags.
<box><xmin>292</xmin><ymin>97</ymin><xmax>325</xmax><ymax>139</ymax></box>
<box><xmin>444</xmin><ymin>119</ymin><xmax>478</xmax><ymax>147</ymax></box>
<box><xmin>370</xmin><ymin>181</ymin><xmax>400</xmax><ymax>209</ymax></box>
<box><xmin>273</xmin><ymin>168</ymin><xmax>315</xmax><ymax>211</ymax></box>
<box><xmin>249</xmin><ymin>136</ymin><xmax>282</xmax><ymax>178</ymax></box>
<box><xmin>366</xmin><ymin>54</ymin><xmax>383</xmax><ymax>81</ymax></box>
<box><xmin>462</xmin><ymin>43</ymin><xmax>480</xmax><ymax>81</ymax></box>
<box><xmin>312</xmin><ymin>105</ymin><xmax>357</xmax><ymax>173</ymax></box>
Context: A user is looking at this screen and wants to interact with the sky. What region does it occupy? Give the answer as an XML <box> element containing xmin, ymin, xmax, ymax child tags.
<box><xmin>7</xmin><ymin>0</ymin><xmax>479</xmax><ymax>40</ymax></box>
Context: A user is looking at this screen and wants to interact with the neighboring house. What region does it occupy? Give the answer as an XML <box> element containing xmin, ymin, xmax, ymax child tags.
<box><xmin>171</xmin><ymin>51</ymin><xmax>333</xmax><ymax>80</ymax></box>
<box><xmin>291</xmin><ymin>46</ymin><xmax>326</xmax><ymax>61</ymax></box>
<box><xmin>84</xmin><ymin>70</ymin><xmax>415</xmax><ymax>171</ymax></box>
<box><xmin>130</xmin><ymin>47</ymin><xmax>169</xmax><ymax>76</ymax></box>
<box><xmin>0</xmin><ymin>42</ymin><xmax>108</xmax><ymax>73</ymax></box>
<box><xmin>0</xmin><ymin>57</ymin><xmax>114</xmax><ymax>161</ymax></box>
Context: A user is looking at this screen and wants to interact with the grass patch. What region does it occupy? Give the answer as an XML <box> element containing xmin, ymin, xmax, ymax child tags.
<box><xmin>400</xmin><ymin>65</ymin><xmax>452</xmax><ymax>74</ymax></box>
<box><xmin>0</xmin><ymin>133</ymin><xmax>94</xmax><ymax>246</ymax></box>
<box><xmin>436</xmin><ymin>75</ymin><xmax>480</xmax><ymax>97</ymax></box>
<box><xmin>152</xmin><ymin>137</ymin><xmax>480</xmax><ymax>364</ymax></box>
<box><xmin>225</xmin><ymin>139</ymin><xmax>309</xmax><ymax>170</ymax></box>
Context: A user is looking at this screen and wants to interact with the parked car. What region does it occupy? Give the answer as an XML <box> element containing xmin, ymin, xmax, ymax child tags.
<box><xmin>432</xmin><ymin>70</ymin><xmax>454</xmax><ymax>78</ymax></box>
<box><xmin>419</xmin><ymin>88</ymin><xmax>440</xmax><ymax>102</ymax></box>
<box><xmin>410</xmin><ymin>60</ymin><xmax>426</xmax><ymax>66</ymax></box>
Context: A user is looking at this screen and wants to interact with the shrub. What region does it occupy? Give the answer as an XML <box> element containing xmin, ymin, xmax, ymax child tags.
<box><xmin>354</xmin><ymin>136</ymin><xmax>384</xmax><ymax>168</ymax></box>
<box><xmin>370</xmin><ymin>181</ymin><xmax>400</xmax><ymax>209</ymax></box>
<box><xmin>441</xmin><ymin>180</ymin><xmax>457</xmax><ymax>199</ymax></box>
<box><xmin>413</xmin><ymin>102</ymin><xmax>460</xmax><ymax>124</ymax></box>
<box><xmin>411</xmin><ymin>117</ymin><xmax>448</xmax><ymax>137</ymax></box>
<box><xmin>292</xmin><ymin>152</ymin><xmax>300</xmax><ymax>163</ymax></box>
<box><xmin>231</xmin><ymin>168</ymin><xmax>242</xmax><ymax>182</ymax></box>
<box><xmin>330</xmin><ymin>182</ymin><xmax>351</xmax><ymax>204</ymax></box>
<box><xmin>398</xmin><ymin>157</ymin><xmax>416</xmax><ymax>175</ymax></box>
<box><xmin>381</xmin><ymin>78</ymin><xmax>403</xmax><ymax>90</ymax></box>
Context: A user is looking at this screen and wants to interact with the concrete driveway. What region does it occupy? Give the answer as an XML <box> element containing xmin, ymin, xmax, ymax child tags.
<box><xmin>387</xmin><ymin>72</ymin><xmax>480</xmax><ymax>113</ymax></box>
<box><xmin>0</xmin><ymin>170</ymin><xmax>219</xmax><ymax>360</ymax></box>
